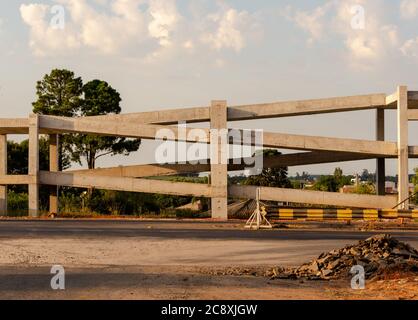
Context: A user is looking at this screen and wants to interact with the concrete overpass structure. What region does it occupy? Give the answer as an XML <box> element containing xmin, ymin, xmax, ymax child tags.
<box><xmin>0</xmin><ymin>86</ymin><xmax>417</xmax><ymax>219</ymax></box>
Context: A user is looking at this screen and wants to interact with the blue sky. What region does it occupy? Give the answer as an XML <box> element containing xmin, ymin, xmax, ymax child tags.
<box><xmin>1</xmin><ymin>0</ymin><xmax>418</xmax><ymax>175</ymax></box>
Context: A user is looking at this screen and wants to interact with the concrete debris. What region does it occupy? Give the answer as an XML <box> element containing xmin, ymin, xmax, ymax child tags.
<box><xmin>268</xmin><ymin>234</ymin><xmax>418</xmax><ymax>280</ymax></box>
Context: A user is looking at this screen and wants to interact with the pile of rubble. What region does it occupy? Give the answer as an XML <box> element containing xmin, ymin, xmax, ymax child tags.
<box><xmin>268</xmin><ymin>234</ymin><xmax>418</xmax><ymax>280</ymax></box>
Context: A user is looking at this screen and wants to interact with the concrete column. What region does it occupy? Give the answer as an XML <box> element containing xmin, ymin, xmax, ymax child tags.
<box><xmin>28</xmin><ymin>114</ymin><xmax>39</xmax><ymax>217</ymax></box>
<box><xmin>397</xmin><ymin>86</ymin><xmax>409</xmax><ymax>209</ymax></box>
<box><xmin>376</xmin><ymin>109</ymin><xmax>385</xmax><ymax>195</ymax></box>
<box><xmin>0</xmin><ymin>135</ymin><xmax>7</xmax><ymax>215</ymax></box>
<box><xmin>49</xmin><ymin>134</ymin><xmax>59</xmax><ymax>214</ymax></box>
<box><xmin>210</xmin><ymin>100</ymin><xmax>228</xmax><ymax>220</ymax></box>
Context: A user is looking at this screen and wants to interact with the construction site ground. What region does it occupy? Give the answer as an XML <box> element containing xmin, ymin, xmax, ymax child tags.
<box><xmin>0</xmin><ymin>219</ymin><xmax>417</xmax><ymax>300</ymax></box>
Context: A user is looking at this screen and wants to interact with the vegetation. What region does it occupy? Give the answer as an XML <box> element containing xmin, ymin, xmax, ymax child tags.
<box><xmin>311</xmin><ymin>168</ymin><xmax>352</xmax><ymax>192</ymax></box>
<box><xmin>32</xmin><ymin>69</ymin><xmax>141</xmax><ymax>170</ymax></box>
<box><xmin>244</xmin><ymin>150</ymin><xmax>292</xmax><ymax>188</ymax></box>
<box><xmin>413</xmin><ymin>168</ymin><xmax>418</xmax><ymax>204</ymax></box>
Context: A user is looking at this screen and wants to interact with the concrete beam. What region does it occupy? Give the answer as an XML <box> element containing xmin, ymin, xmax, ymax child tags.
<box><xmin>39</xmin><ymin>171</ymin><xmax>212</xmax><ymax>198</ymax></box>
<box><xmin>376</xmin><ymin>109</ymin><xmax>385</xmax><ymax>195</ymax></box>
<box><xmin>228</xmin><ymin>94</ymin><xmax>387</xmax><ymax>121</ymax></box>
<box><xmin>261</xmin><ymin>132</ymin><xmax>397</xmax><ymax>156</ymax></box>
<box><xmin>0</xmin><ymin>175</ymin><xmax>34</xmax><ymax>185</ymax></box>
<box><xmin>86</xmin><ymin>107</ymin><xmax>210</xmax><ymax>125</ymax></box>
<box><xmin>229</xmin><ymin>185</ymin><xmax>397</xmax><ymax>209</ymax></box>
<box><xmin>38</xmin><ymin>115</ymin><xmax>210</xmax><ymax>143</ymax></box>
<box><xmin>408</xmin><ymin>109</ymin><xmax>418</xmax><ymax>121</ymax></box>
<box><xmin>39</xmin><ymin>115</ymin><xmax>398</xmax><ymax>156</ymax></box>
<box><xmin>0</xmin><ymin>135</ymin><xmax>7</xmax><ymax>215</ymax></box>
<box><xmin>385</xmin><ymin>92</ymin><xmax>397</xmax><ymax>106</ymax></box>
<box><xmin>397</xmin><ymin>86</ymin><xmax>409</xmax><ymax>209</ymax></box>
<box><xmin>87</xmin><ymin>93</ymin><xmax>389</xmax><ymax>124</ymax></box>
<box><xmin>49</xmin><ymin>134</ymin><xmax>59</xmax><ymax>214</ymax></box>
<box><xmin>0</xmin><ymin>118</ymin><xmax>29</xmax><ymax>134</ymax></box>
<box><xmin>210</xmin><ymin>101</ymin><xmax>228</xmax><ymax>220</ymax></box>
<box><xmin>68</xmin><ymin>151</ymin><xmax>396</xmax><ymax>179</ymax></box>
<box><xmin>28</xmin><ymin>114</ymin><xmax>39</xmax><ymax>217</ymax></box>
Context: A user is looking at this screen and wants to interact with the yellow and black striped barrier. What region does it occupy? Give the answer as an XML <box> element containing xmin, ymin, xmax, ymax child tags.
<box><xmin>261</xmin><ymin>207</ymin><xmax>418</xmax><ymax>221</ymax></box>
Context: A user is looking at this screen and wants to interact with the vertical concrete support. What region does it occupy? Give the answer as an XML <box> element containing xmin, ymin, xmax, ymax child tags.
<box><xmin>210</xmin><ymin>100</ymin><xmax>228</xmax><ymax>220</ymax></box>
<box><xmin>376</xmin><ymin>109</ymin><xmax>385</xmax><ymax>195</ymax></box>
<box><xmin>0</xmin><ymin>135</ymin><xmax>7</xmax><ymax>215</ymax></box>
<box><xmin>397</xmin><ymin>86</ymin><xmax>409</xmax><ymax>209</ymax></box>
<box><xmin>49</xmin><ymin>134</ymin><xmax>59</xmax><ymax>214</ymax></box>
<box><xmin>28</xmin><ymin>114</ymin><xmax>39</xmax><ymax>217</ymax></box>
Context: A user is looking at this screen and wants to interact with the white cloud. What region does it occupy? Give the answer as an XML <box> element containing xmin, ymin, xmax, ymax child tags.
<box><xmin>400</xmin><ymin>0</ymin><xmax>418</xmax><ymax>19</ymax></box>
<box><xmin>20</xmin><ymin>3</ymin><xmax>81</xmax><ymax>56</ymax></box>
<box><xmin>148</xmin><ymin>0</ymin><xmax>179</xmax><ymax>47</ymax></box>
<box><xmin>20</xmin><ymin>0</ymin><xmax>258</xmax><ymax>60</ymax></box>
<box><xmin>285</xmin><ymin>2</ymin><xmax>334</xmax><ymax>44</ymax></box>
<box><xmin>285</xmin><ymin>1</ymin><xmax>400</xmax><ymax>66</ymax></box>
<box><xmin>201</xmin><ymin>6</ymin><xmax>258</xmax><ymax>52</ymax></box>
<box><xmin>401</xmin><ymin>37</ymin><xmax>418</xmax><ymax>57</ymax></box>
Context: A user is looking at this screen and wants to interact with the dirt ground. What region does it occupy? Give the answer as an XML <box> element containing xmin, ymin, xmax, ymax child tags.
<box><xmin>0</xmin><ymin>219</ymin><xmax>417</xmax><ymax>300</ymax></box>
<box><xmin>0</xmin><ymin>265</ymin><xmax>416</xmax><ymax>300</ymax></box>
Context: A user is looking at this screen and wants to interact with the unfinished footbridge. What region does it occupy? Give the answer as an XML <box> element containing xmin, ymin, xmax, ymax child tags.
<box><xmin>0</xmin><ymin>86</ymin><xmax>417</xmax><ymax>220</ymax></box>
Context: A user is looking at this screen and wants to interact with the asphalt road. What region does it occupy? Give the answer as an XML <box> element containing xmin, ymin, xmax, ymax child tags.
<box><xmin>0</xmin><ymin>220</ymin><xmax>417</xmax><ymax>299</ymax></box>
<box><xmin>0</xmin><ymin>219</ymin><xmax>418</xmax><ymax>242</ymax></box>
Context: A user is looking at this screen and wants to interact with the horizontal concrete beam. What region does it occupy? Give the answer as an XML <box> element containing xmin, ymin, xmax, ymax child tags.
<box><xmin>39</xmin><ymin>171</ymin><xmax>213</xmax><ymax>198</ymax></box>
<box><xmin>0</xmin><ymin>118</ymin><xmax>29</xmax><ymax>134</ymax></box>
<box><xmin>229</xmin><ymin>185</ymin><xmax>397</xmax><ymax>209</ymax></box>
<box><xmin>408</xmin><ymin>109</ymin><xmax>418</xmax><ymax>121</ymax></box>
<box><xmin>0</xmin><ymin>175</ymin><xmax>34</xmax><ymax>185</ymax></box>
<box><xmin>38</xmin><ymin>115</ymin><xmax>210</xmax><ymax>142</ymax></box>
<box><xmin>69</xmin><ymin>151</ymin><xmax>382</xmax><ymax>178</ymax></box>
<box><xmin>261</xmin><ymin>132</ymin><xmax>397</xmax><ymax>156</ymax></box>
<box><xmin>228</xmin><ymin>94</ymin><xmax>387</xmax><ymax>121</ymax></box>
<box><xmin>85</xmin><ymin>106</ymin><xmax>211</xmax><ymax>125</ymax></box>
<box><xmin>88</xmin><ymin>94</ymin><xmax>388</xmax><ymax>124</ymax></box>
<box><xmin>38</xmin><ymin>116</ymin><xmax>398</xmax><ymax>156</ymax></box>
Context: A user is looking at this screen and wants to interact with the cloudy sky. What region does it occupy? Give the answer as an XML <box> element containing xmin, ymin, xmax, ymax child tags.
<box><xmin>1</xmin><ymin>0</ymin><xmax>418</xmax><ymax>175</ymax></box>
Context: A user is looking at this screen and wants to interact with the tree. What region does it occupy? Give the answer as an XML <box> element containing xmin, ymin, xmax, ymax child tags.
<box><xmin>33</xmin><ymin>69</ymin><xmax>83</xmax><ymax>117</ymax></box>
<box><xmin>69</xmin><ymin>80</ymin><xmax>141</xmax><ymax>169</ymax></box>
<box><xmin>7</xmin><ymin>138</ymin><xmax>50</xmax><ymax>175</ymax></box>
<box><xmin>313</xmin><ymin>175</ymin><xmax>338</xmax><ymax>192</ymax></box>
<box><xmin>412</xmin><ymin>168</ymin><xmax>418</xmax><ymax>204</ymax></box>
<box><xmin>244</xmin><ymin>150</ymin><xmax>292</xmax><ymax>188</ymax></box>
<box><xmin>334</xmin><ymin>167</ymin><xmax>343</xmax><ymax>180</ymax></box>
<box><xmin>32</xmin><ymin>69</ymin><xmax>83</xmax><ymax>170</ymax></box>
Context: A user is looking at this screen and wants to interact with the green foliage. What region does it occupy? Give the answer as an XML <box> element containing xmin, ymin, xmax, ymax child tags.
<box><xmin>69</xmin><ymin>80</ymin><xmax>141</xmax><ymax>169</ymax></box>
<box><xmin>353</xmin><ymin>182</ymin><xmax>376</xmax><ymax>195</ymax></box>
<box><xmin>312</xmin><ymin>168</ymin><xmax>353</xmax><ymax>192</ymax></box>
<box><xmin>244</xmin><ymin>150</ymin><xmax>292</xmax><ymax>188</ymax></box>
<box><xmin>32</xmin><ymin>70</ymin><xmax>140</xmax><ymax>170</ymax></box>
<box><xmin>32</xmin><ymin>69</ymin><xmax>83</xmax><ymax>117</ymax></box>
<box><xmin>312</xmin><ymin>175</ymin><xmax>338</xmax><ymax>192</ymax></box>
<box><xmin>7</xmin><ymin>191</ymin><xmax>28</xmax><ymax>216</ymax></box>
<box><xmin>412</xmin><ymin>168</ymin><xmax>418</xmax><ymax>204</ymax></box>
<box><xmin>7</xmin><ymin>138</ymin><xmax>50</xmax><ymax>174</ymax></box>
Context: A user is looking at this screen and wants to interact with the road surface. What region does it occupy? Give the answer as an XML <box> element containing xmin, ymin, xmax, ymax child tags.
<box><xmin>0</xmin><ymin>220</ymin><xmax>417</xmax><ymax>299</ymax></box>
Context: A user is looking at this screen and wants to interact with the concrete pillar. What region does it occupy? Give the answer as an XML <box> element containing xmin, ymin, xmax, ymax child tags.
<box><xmin>397</xmin><ymin>86</ymin><xmax>409</xmax><ymax>209</ymax></box>
<box><xmin>376</xmin><ymin>109</ymin><xmax>385</xmax><ymax>195</ymax></box>
<box><xmin>28</xmin><ymin>114</ymin><xmax>39</xmax><ymax>217</ymax></box>
<box><xmin>0</xmin><ymin>135</ymin><xmax>7</xmax><ymax>215</ymax></box>
<box><xmin>210</xmin><ymin>100</ymin><xmax>228</xmax><ymax>220</ymax></box>
<box><xmin>49</xmin><ymin>134</ymin><xmax>59</xmax><ymax>214</ymax></box>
